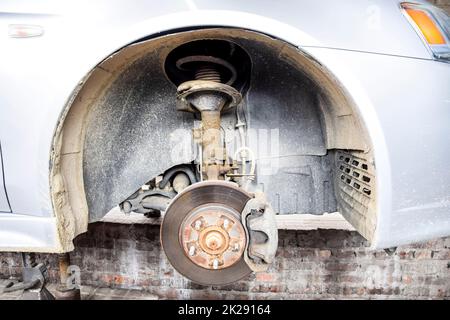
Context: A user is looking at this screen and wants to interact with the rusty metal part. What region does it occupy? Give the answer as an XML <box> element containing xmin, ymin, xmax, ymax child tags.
<box><xmin>180</xmin><ymin>204</ymin><xmax>246</xmax><ymax>270</ymax></box>
<box><xmin>176</xmin><ymin>80</ymin><xmax>241</xmax><ymax>181</ymax></box>
<box><xmin>161</xmin><ymin>181</ymin><xmax>252</xmax><ymax>285</ymax></box>
<box><xmin>58</xmin><ymin>253</ymin><xmax>70</xmax><ymax>285</ymax></box>
<box><xmin>241</xmin><ymin>192</ymin><xmax>278</xmax><ymax>273</ymax></box>
<box><xmin>198</xmin><ymin>226</ymin><xmax>230</xmax><ymax>255</ymax></box>
<box><xmin>176</xmin><ymin>55</ymin><xmax>238</xmax><ymax>85</ymax></box>
<box><xmin>55</xmin><ymin>253</ymin><xmax>81</xmax><ymax>300</ymax></box>
<box><xmin>176</xmin><ymin>80</ymin><xmax>242</xmax><ymax>113</ymax></box>
<box><xmin>175</xmin><ymin>54</ymin><xmax>242</xmax><ymax>182</ymax></box>
<box><xmin>201</xmin><ymin>110</ymin><xmax>222</xmax><ymax>180</ymax></box>
<box><xmin>195</xmin><ymin>66</ymin><xmax>221</xmax><ymax>83</ymax></box>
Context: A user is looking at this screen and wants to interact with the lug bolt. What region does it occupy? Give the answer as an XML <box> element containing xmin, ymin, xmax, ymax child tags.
<box><xmin>189</xmin><ymin>245</ymin><xmax>196</xmax><ymax>256</ymax></box>
<box><xmin>212</xmin><ymin>258</ymin><xmax>219</xmax><ymax>270</ymax></box>
<box><xmin>223</xmin><ymin>219</ymin><xmax>229</xmax><ymax>229</ymax></box>
<box><xmin>194</xmin><ymin>220</ymin><xmax>202</xmax><ymax>230</ymax></box>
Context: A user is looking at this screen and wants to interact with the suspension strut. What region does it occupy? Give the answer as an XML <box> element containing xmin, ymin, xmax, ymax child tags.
<box><xmin>161</xmin><ymin>43</ymin><xmax>278</xmax><ymax>285</ymax></box>
<box><xmin>175</xmin><ymin>56</ymin><xmax>242</xmax><ymax>180</ymax></box>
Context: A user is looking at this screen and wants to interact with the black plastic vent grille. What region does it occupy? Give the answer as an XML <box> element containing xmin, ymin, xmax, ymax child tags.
<box><xmin>335</xmin><ymin>151</ymin><xmax>375</xmax><ymax>218</ymax></box>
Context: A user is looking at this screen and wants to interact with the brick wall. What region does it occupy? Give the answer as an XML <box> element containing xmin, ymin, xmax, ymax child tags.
<box><xmin>1</xmin><ymin>223</ymin><xmax>449</xmax><ymax>299</ymax></box>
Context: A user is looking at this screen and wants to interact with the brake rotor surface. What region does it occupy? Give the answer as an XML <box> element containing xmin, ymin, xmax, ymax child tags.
<box><xmin>160</xmin><ymin>181</ymin><xmax>252</xmax><ymax>285</ymax></box>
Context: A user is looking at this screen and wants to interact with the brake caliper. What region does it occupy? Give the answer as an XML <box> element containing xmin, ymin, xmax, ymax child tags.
<box><xmin>241</xmin><ymin>192</ymin><xmax>278</xmax><ymax>272</ymax></box>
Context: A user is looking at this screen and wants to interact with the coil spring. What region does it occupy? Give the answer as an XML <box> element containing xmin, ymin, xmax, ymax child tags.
<box><xmin>195</xmin><ymin>65</ymin><xmax>221</xmax><ymax>83</ymax></box>
<box><xmin>22</xmin><ymin>252</ymin><xmax>37</xmax><ymax>268</ymax></box>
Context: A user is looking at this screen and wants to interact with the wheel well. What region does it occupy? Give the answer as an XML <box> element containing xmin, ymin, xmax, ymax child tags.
<box><xmin>50</xmin><ymin>28</ymin><xmax>376</xmax><ymax>251</ymax></box>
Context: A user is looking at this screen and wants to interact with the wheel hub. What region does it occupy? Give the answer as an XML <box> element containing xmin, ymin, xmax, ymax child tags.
<box><xmin>180</xmin><ymin>205</ymin><xmax>246</xmax><ymax>270</ymax></box>
<box><xmin>160</xmin><ymin>181</ymin><xmax>252</xmax><ymax>285</ymax></box>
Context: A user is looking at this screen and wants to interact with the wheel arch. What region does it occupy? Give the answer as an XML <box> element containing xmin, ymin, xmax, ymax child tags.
<box><xmin>49</xmin><ymin>14</ymin><xmax>388</xmax><ymax>252</ymax></box>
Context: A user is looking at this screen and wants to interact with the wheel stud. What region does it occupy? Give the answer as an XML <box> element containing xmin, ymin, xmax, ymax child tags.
<box><xmin>189</xmin><ymin>246</ymin><xmax>196</xmax><ymax>256</ymax></box>
<box><xmin>212</xmin><ymin>258</ymin><xmax>219</xmax><ymax>270</ymax></box>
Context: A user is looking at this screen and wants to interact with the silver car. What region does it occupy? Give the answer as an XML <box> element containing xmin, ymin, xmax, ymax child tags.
<box><xmin>0</xmin><ymin>0</ymin><xmax>449</xmax><ymax>285</ymax></box>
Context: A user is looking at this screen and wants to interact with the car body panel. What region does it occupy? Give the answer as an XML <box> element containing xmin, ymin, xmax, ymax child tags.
<box><xmin>0</xmin><ymin>0</ymin><xmax>433</xmax><ymax>58</ymax></box>
<box><xmin>0</xmin><ymin>214</ymin><xmax>57</xmax><ymax>250</ymax></box>
<box><xmin>0</xmin><ymin>0</ymin><xmax>448</xmax><ymax>251</ymax></box>
<box><xmin>306</xmin><ymin>47</ymin><xmax>450</xmax><ymax>248</ymax></box>
<box><xmin>0</xmin><ymin>142</ymin><xmax>11</xmax><ymax>212</ymax></box>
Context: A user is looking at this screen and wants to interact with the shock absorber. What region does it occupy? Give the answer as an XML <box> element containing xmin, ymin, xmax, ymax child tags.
<box><xmin>160</xmin><ymin>41</ymin><xmax>278</xmax><ymax>286</ymax></box>
<box><xmin>175</xmin><ymin>56</ymin><xmax>242</xmax><ymax>180</ymax></box>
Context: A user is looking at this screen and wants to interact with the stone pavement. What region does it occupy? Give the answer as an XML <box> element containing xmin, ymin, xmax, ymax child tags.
<box><xmin>0</xmin><ymin>279</ymin><xmax>159</xmax><ymax>300</ymax></box>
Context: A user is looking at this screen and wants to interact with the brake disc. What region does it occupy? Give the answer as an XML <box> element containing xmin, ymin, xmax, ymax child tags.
<box><xmin>160</xmin><ymin>181</ymin><xmax>252</xmax><ymax>285</ymax></box>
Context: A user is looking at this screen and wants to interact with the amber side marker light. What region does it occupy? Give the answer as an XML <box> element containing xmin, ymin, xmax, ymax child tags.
<box><xmin>401</xmin><ymin>3</ymin><xmax>446</xmax><ymax>45</ymax></box>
